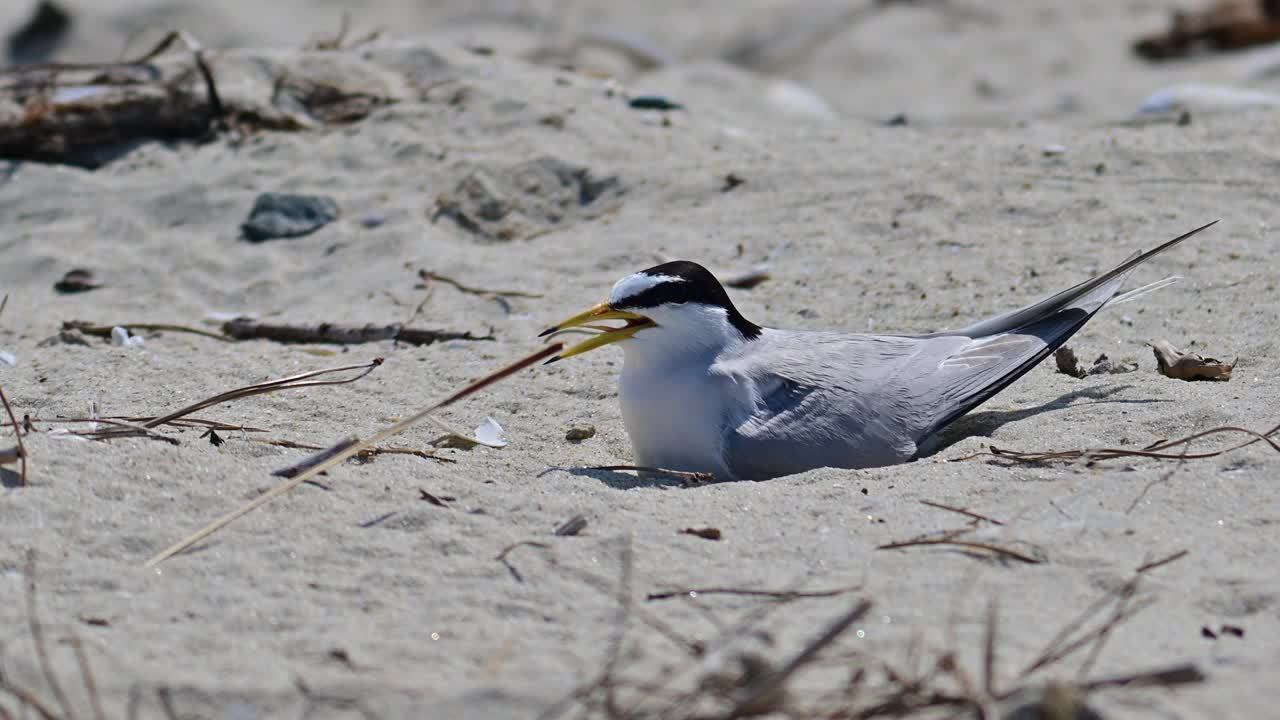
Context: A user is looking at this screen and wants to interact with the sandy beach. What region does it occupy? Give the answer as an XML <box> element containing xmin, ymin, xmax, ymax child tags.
<box><xmin>1</xmin><ymin>1</ymin><xmax>1277</xmax><ymax>718</ymax></box>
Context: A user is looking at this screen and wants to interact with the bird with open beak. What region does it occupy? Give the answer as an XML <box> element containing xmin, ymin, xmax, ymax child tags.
<box><xmin>540</xmin><ymin>222</ymin><xmax>1216</xmax><ymax>482</ymax></box>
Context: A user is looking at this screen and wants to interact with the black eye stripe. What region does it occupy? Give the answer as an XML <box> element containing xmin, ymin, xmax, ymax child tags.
<box><xmin>613</xmin><ymin>261</ymin><xmax>762</xmax><ymax>340</ymax></box>
<box><xmin>619</xmin><ymin>280</ymin><xmax>690</xmax><ymax>309</ymax></box>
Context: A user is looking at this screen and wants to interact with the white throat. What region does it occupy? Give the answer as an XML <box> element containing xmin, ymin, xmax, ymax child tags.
<box><xmin>615</xmin><ymin>303</ymin><xmax>754</xmax><ymax>477</ymax></box>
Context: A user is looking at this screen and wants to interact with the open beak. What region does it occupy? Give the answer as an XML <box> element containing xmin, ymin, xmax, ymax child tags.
<box><xmin>539</xmin><ymin>302</ymin><xmax>655</xmax><ymax>363</ymax></box>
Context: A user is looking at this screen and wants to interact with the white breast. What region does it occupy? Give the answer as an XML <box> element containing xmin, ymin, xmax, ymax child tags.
<box><xmin>618</xmin><ymin>353</ymin><xmax>736</xmax><ymax>478</ymax></box>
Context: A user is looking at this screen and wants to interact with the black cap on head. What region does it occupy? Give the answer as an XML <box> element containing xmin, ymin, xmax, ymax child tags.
<box><xmin>612</xmin><ymin>261</ymin><xmax>762</xmax><ymax>339</ymax></box>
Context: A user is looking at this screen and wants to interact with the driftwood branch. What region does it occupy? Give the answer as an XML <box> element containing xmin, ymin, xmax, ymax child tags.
<box><xmin>221</xmin><ymin>318</ymin><xmax>494</xmax><ymax>345</ymax></box>
<box><xmin>0</xmin><ymin>30</ymin><xmax>223</xmax><ymax>165</ymax></box>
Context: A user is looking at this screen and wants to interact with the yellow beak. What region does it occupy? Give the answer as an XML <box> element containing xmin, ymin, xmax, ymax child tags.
<box><xmin>539</xmin><ymin>302</ymin><xmax>655</xmax><ymax>363</ymax></box>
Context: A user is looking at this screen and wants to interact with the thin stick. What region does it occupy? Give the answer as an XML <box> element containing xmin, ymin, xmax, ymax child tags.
<box><xmin>142</xmin><ymin>359</ymin><xmax>381</xmax><ymax>429</ymax></box>
<box><xmin>1136</xmin><ymin>549</ymin><xmax>1189</xmax><ymax>574</ymax></box>
<box><xmin>68</xmin><ymin>635</ymin><xmax>107</xmax><ymax>720</ymax></box>
<box><xmin>145</xmin><ymin>344</ymin><xmax>561</xmax><ymax>567</ymax></box>
<box><xmin>155</xmin><ymin>686</ymin><xmax>179</xmax><ymax>720</ymax></box>
<box><xmin>1020</xmin><ymin>551</ymin><xmax>1187</xmax><ymax>677</ymax></box>
<box><xmin>647</xmin><ymin>585</ymin><xmax>860</xmax><ymax>601</ymax></box>
<box><xmin>63</xmin><ymin>321</ymin><xmax>231</xmax><ymax>342</ymax></box>
<box><xmin>418</xmin><ymin>270</ymin><xmax>543</xmax><ymax>298</ymax></box>
<box><xmin>723</xmin><ymin>600</ymin><xmax>873</xmax><ymax>720</ymax></box>
<box><xmin>983</xmin><ymin>598</ymin><xmax>998</xmax><ymax>698</ymax></box>
<box><xmin>24</xmin><ymin>552</ymin><xmax>75</xmax><ymax>720</ymax></box>
<box><xmin>1083</xmin><ymin>664</ymin><xmax>1205</xmax><ymax>691</ymax></box>
<box><xmin>0</xmin><ymin>385</ymin><xmax>26</xmax><ymax>486</ymax></box>
<box><xmin>249</xmin><ymin>437</ymin><xmax>452</xmax><ymax>465</ymax></box>
<box><xmin>576</xmin><ymin>465</ymin><xmax>716</xmax><ymax>484</ymax></box>
<box><xmin>66</xmin><ymin>417</ymin><xmax>181</xmax><ymax>444</ymax></box>
<box><xmin>0</xmin><ymin>293</ymin><xmax>8</xmax><ymax>321</ymax></box>
<box><xmin>876</xmin><ymin>538</ymin><xmax>1042</xmax><ymax>564</ymax></box>
<box><xmin>919</xmin><ymin>500</ymin><xmax>1005</xmax><ymax>526</ymax></box>
<box><xmin>0</xmin><ymin>685</ymin><xmax>60</xmax><ymax>720</ymax></box>
<box><xmin>956</xmin><ymin>422</ymin><xmax>1280</xmax><ymax>465</ymax></box>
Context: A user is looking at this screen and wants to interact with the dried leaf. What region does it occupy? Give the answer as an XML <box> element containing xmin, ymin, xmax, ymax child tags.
<box><xmin>1054</xmin><ymin>346</ymin><xmax>1087</xmax><ymax>378</ymax></box>
<box><xmin>1056</xmin><ymin>347</ymin><xmax>1138</xmax><ymax>379</ymax></box>
<box><xmin>1150</xmin><ymin>340</ymin><xmax>1233</xmax><ymax>381</ymax></box>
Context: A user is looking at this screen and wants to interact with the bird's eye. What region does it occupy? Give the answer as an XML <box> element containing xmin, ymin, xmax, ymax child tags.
<box><xmin>664</xmin><ymin>282</ymin><xmax>690</xmax><ymax>305</ymax></box>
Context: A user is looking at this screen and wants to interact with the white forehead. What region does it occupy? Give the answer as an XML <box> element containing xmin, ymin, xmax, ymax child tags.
<box><xmin>608</xmin><ymin>273</ymin><xmax>681</xmax><ymax>305</ymax></box>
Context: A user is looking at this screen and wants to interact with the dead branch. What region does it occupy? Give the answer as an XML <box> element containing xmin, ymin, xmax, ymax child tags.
<box><xmin>0</xmin><ymin>30</ymin><xmax>223</xmax><ymax>164</ymax></box>
<box><xmin>221</xmin><ymin>317</ymin><xmax>494</xmax><ymax>346</ymax></box>
<box><xmin>145</xmin><ymin>344</ymin><xmax>562</xmax><ymax>567</ymax></box>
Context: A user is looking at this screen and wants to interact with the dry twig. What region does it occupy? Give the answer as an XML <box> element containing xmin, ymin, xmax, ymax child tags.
<box><xmin>145</xmin><ymin>344</ymin><xmax>562</xmax><ymax>566</ymax></box>
<box><xmin>877</xmin><ymin>536</ymin><xmax>1043</xmax><ymax>564</ymax></box>
<box><xmin>418</xmin><ymin>269</ymin><xmax>543</xmax><ymax>299</ymax></box>
<box><xmin>952</xmin><ymin>421</ymin><xmax>1280</xmax><ymax>465</ymax></box>
<box><xmin>0</xmin><ymin>385</ymin><xmax>27</xmax><ymax>486</ymax></box>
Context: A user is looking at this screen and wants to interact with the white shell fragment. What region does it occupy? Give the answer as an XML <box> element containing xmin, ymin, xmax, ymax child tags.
<box><xmin>0</xmin><ymin>350</ymin><xmax>15</xmax><ymax>366</ymax></box>
<box><xmin>111</xmin><ymin>326</ymin><xmax>145</xmax><ymax>348</ymax></box>
<box><xmin>473</xmin><ymin>417</ymin><xmax>508</xmax><ymax>447</ymax></box>
<box><xmin>425</xmin><ymin>414</ymin><xmax>509</xmax><ymax>449</ymax></box>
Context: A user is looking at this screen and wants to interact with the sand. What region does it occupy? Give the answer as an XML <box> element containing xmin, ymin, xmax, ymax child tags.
<box><xmin>0</xmin><ymin>1</ymin><xmax>1277</xmax><ymax>718</ymax></box>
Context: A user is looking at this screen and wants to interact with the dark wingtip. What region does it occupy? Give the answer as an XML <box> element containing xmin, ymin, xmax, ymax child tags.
<box><xmin>537</xmin><ymin>326</ymin><xmax>557</xmax><ymax>338</ymax></box>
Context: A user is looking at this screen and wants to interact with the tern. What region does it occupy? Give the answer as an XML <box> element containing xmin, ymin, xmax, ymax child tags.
<box><xmin>541</xmin><ymin>221</ymin><xmax>1217</xmax><ymax>480</ymax></box>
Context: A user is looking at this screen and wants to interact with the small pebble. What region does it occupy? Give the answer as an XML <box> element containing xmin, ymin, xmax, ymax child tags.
<box><xmin>628</xmin><ymin>95</ymin><xmax>683</xmax><ymax>111</ymax></box>
<box><xmin>241</xmin><ymin>192</ymin><xmax>340</xmax><ymax>242</ymax></box>
<box><xmin>359</xmin><ymin>212</ymin><xmax>386</xmax><ymax>229</ymax></box>
<box><xmin>565</xmin><ymin>425</ymin><xmax>596</xmax><ymax>442</ymax></box>
<box><xmin>54</xmin><ymin>268</ymin><xmax>101</xmax><ymax>293</ymax></box>
<box><xmin>1042</xmin><ymin>143</ymin><xmax>1066</xmax><ymax>157</ymax></box>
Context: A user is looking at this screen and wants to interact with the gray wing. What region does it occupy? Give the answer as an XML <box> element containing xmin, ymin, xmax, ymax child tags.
<box><xmin>716</xmin><ymin>221</ymin><xmax>1218</xmax><ymax>478</ymax></box>
<box><xmin>715</xmin><ymin>332</ymin><xmax>968</xmax><ymax>478</ymax></box>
